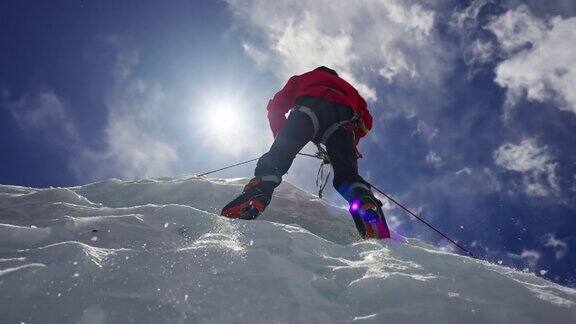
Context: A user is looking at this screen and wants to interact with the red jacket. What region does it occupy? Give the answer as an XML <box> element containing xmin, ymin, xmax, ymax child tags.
<box><xmin>267</xmin><ymin>69</ymin><xmax>373</xmax><ymax>142</ymax></box>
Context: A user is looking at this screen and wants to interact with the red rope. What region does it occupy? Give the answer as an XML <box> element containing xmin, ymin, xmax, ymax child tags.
<box><xmin>367</xmin><ymin>182</ymin><xmax>477</xmax><ymax>258</ymax></box>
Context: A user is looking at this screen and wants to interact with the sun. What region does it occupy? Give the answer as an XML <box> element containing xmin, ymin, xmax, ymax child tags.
<box><xmin>194</xmin><ymin>95</ymin><xmax>265</xmax><ymax>154</ymax></box>
<box><xmin>200</xmin><ymin>98</ymin><xmax>248</xmax><ymax>149</ymax></box>
<box><xmin>207</xmin><ymin>102</ymin><xmax>238</xmax><ymax>133</ymax></box>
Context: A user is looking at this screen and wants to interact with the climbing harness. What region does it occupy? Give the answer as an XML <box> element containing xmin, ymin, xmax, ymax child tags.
<box><xmin>292</xmin><ymin>104</ymin><xmax>365</xmax><ymax>161</ymax></box>
<box><xmin>292</xmin><ymin>105</ymin><xmax>362</xmax><ymax>145</ymax></box>
<box><xmin>293</xmin><ymin>106</ymin><xmax>320</xmax><ymax>139</ymax></box>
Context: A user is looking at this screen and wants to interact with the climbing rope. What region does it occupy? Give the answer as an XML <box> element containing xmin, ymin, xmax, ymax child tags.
<box><xmin>194</xmin><ymin>157</ymin><xmax>260</xmax><ymax>178</ymax></box>
<box><xmin>192</xmin><ymin>150</ymin><xmax>476</xmax><ymax>258</ymax></box>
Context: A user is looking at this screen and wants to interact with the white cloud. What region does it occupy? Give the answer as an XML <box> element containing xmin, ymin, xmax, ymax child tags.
<box><xmin>543</xmin><ymin>233</ymin><xmax>568</xmax><ymax>260</ymax></box>
<box><xmin>493</xmin><ymin>139</ymin><xmax>559</xmax><ymax>196</ymax></box>
<box><xmin>455</xmin><ymin>167</ymin><xmax>472</xmax><ymax>176</ymax></box>
<box><xmin>451</xmin><ymin>167</ymin><xmax>501</xmax><ymax>195</ymax></box>
<box><xmin>425</xmin><ymin>151</ymin><xmax>443</xmax><ymax>167</ymax></box>
<box><xmin>414</xmin><ymin>120</ymin><xmax>439</xmax><ymax>141</ymax></box>
<box><xmin>242</xmin><ymin>43</ymin><xmax>269</xmax><ymax>67</ymax></box>
<box><xmin>452</xmin><ymin>0</ymin><xmax>488</xmax><ymax>31</ymax></box>
<box><xmin>82</xmin><ymin>116</ymin><xmax>178</xmax><ymax>180</ymax></box>
<box><xmin>3</xmin><ymin>37</ymin><xmax>180</xmax><ymax>182</ymax></box>
<box><xmin>488</xmin><ymin>5</ymin><xmax>576</xmax><ymax>114</ymax></box>
<box><xmin>494</xmin><ymin>139</ymin><xmax>552</xmax><ymax>173</ymax></box>
<box><xmin>462</xmin><ymin>38</ymin><xmax>494</xmax><ymax>66</ymax></box>
<box><xmin>487</xmin><ymin>6</ymin><xmax>547</xmax><ymax>53</ymax></box>
<box><xmin>508</xmin><ymin>249</ymin><xmax>541</xmax><ymax>268</ymax></box>
<box><xmin>450</xmin><ymin>0</ymin><xmax>498</xmax><ymax>78</ymax></box>
<box><xmin>72</xmin><ymin>38</ymin><xmax>179</xmax><ymax>180</ymax></box>
<box><xmin>2</xmin><ymin>89</ymin><xmax>79</xmax><ymax>145</ymax></box>
<box><xmin>520</xmin><ymin>249</ymin><xmax>541</xmax><ymax>268</ymax></box>
<box><xmin>408</xmin><ymin>166</ymin><xmax>500</xmax><ymax>213</ymax></box>
<box><xmin>226</xmin><ymin>0</ymin><xmax>441</xmax><ymax>102</ymax></box>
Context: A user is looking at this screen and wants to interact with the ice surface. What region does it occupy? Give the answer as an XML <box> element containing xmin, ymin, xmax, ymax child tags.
<box><xmin>0</xmin><ymin>177</ymin><xmax>574</xmax><ymax>323</ymax></box>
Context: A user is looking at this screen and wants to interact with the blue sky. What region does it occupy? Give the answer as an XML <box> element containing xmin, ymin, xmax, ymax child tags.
<box><xmin>1</xmin><ymin>0</ymin><xmax>575</xmax><ymax>286</ymax></box>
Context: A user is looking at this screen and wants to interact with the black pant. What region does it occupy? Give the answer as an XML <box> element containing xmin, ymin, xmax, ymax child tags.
<box><xmin>255</xmin><ymin>97</ymin><xmax>368</xmax><ymax>199</ymax></box>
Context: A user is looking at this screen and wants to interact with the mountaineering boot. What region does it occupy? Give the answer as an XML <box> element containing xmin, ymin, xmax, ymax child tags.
<box><xmin>339</xmin><ymin>182</ymin><xmax>391</xmax><ymax>239</ymax></box>
<box><xmin>349</xmin><ymin>194</ymin><xmax>390</xmax><ymax>239</ymax></box>
<box><xmin>221</xmin><ymin>177</ymin><xmax>276</xmax><ymax>220</ymax></box>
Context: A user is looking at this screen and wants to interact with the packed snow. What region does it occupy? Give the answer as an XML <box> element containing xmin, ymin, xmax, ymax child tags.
<box><xmin>0</xmin><ymin>177</ymin><xmax>574</xmax><ymax>323</ymax></box>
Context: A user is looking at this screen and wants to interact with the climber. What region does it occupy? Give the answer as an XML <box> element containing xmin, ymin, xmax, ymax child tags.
<box><xmin>221</xmin><ymin>66</ymin><xmax>390</xmax><ymax>239</ymax></box>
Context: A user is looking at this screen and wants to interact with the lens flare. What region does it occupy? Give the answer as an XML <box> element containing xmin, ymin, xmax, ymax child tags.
<box><xmin>349</xmin><ymin>199</ymin><xmax>360</xmax><ymax>213</ymax></box>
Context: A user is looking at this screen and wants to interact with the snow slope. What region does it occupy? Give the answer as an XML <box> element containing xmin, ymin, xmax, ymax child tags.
<box><xmin>0</xmin><ymin>177</ymin><xmax>575</xmax><ymax>323</ymax></box>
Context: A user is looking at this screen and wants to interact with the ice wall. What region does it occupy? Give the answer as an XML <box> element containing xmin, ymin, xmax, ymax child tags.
<box><xmin>0</xmin><ymin>177</ymin><xmax>574</xmax><ymax>323</ymax></box>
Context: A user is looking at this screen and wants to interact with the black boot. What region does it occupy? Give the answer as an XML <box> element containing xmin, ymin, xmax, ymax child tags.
<box><xmin>221</xmin><ymin>177</ymin><xmax>276</xmax><ymax>220</ymax></box>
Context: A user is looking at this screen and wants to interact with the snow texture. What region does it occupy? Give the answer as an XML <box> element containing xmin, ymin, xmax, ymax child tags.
<box><xmin>0</xmin><ymin>177</ymin><xmax>575</xmax><ymax>323</ymax></box>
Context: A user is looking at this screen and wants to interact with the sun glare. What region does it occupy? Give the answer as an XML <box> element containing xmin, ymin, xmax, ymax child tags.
<box><xmin>207</xmin><ymin>101</ymin><xmax>239</xmax><ymax>135</ymax></box>
<box><xmin>194</xmin><ymin>95</ymin><xmax>267</xmax><ymax>155</ymax></box>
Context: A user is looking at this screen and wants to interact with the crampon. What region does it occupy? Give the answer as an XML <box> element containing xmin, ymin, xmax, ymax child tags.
<box><xmin>221</xmin><ymin>177</ymin><xmax>272</xmax><ymax>220</ymax></box>
<box><xmin>350</xmin><ymin>199</ymin><xmax>390</xmax><ymax>239</ymax></box>
<box><xmin>221</xmin><ymin>197</ymin><xmax>267</xmax><ymax>220</ymax></box>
